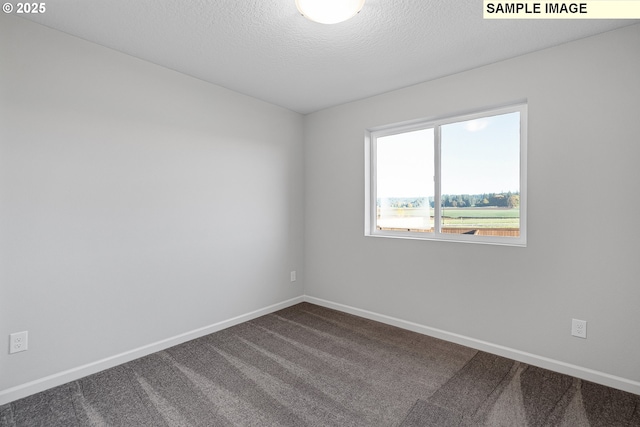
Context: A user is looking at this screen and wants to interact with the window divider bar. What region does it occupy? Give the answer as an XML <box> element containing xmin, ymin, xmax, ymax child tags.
<box><xmin>434</xmin><ymin>125</ymin><xmax>442</xmax><ymax>235</ymax></box>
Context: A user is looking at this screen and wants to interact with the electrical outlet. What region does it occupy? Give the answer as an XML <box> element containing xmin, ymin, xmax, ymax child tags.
<box><xmin>571</xmin><ymin>319</ymin><xmax>587</xmax><ymax>339</ymax></box>
<box><xmin>9</xmin><ymin>331</ymin><xmax>28</xmax><ymax>354</ymax></box>
<box><xmin>290</xmin><ymin>271</ymin><xmax>297</xmax><ymax>282</ymax></box>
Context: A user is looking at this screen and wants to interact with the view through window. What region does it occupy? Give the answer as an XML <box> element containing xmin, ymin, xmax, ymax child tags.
<box><xmin>368</xmin><ymin>104</ymin><xmax>526</xmax><ymax>246</ymax></box>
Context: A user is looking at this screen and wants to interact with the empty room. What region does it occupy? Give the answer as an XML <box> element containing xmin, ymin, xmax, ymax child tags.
<box><xmin>1</xmin><ymin>1</ymin><xmax>639</xmax><ymax>425</ymax></box>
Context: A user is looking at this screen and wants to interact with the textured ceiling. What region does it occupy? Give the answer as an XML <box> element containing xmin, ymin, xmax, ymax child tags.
<box><xmin>20</xmin><ymin>0</ymin><xmax>638</xmax><ymax>114</ymax></box>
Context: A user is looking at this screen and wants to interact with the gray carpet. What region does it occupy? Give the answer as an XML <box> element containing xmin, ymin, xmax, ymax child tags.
<box><xmin>1</xmin><ymin>303</ymin><xmax>639</xmax><ymax>426</ymax></box>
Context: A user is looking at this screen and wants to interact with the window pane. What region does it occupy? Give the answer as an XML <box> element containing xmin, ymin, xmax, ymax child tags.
<box><xmin>440</xmin><ymin>112</ymin><xmax>520</xmax><ymax>237</ymax></box>
<box><xmin>376</xmin><ymin>128</ymin><xmax>434</xmax><ymax>232</ymax></box>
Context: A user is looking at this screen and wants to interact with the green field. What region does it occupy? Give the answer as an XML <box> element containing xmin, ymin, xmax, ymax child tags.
<box><xmin>441</xmin><ymin>207</ymin><xmax>519</xmax><ymax>218</ymax></box>
<box><xmin>442</xmin><ymin>208</ymin><xmax>519</xmax><ymax>228</ymax></box>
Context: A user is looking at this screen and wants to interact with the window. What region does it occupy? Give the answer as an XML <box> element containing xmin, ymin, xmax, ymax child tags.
<box><xmin>365</xmin><ymin>103</ymin><xmax>527</xmax><ymax>246</ymax></box>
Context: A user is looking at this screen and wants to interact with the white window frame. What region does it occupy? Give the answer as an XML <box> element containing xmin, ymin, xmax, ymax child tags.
<box><xmin>365</xmin><ymin>103</ymin><xmax>527</xmax><ymax>247</ymax></box>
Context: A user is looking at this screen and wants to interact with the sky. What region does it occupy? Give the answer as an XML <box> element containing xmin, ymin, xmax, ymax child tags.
<box><xmin>376</xmin><ymin>112</ymin><xmax>520</xmax><ymax>198</ymax></box>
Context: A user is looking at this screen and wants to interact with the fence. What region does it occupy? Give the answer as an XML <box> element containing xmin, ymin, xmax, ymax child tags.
<box><xmin>378</xmin><ymin>226</ymin><xmax>520</xmax><ymax>237</ymax></box>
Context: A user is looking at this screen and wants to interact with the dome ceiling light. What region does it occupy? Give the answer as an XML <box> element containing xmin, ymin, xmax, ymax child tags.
<box><xmin>295</xmin><ymin>0</ymin><xmax>366</xmax><ymax>24</ymax></box>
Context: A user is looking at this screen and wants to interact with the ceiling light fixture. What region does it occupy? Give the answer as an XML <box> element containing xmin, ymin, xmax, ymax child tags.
<box><xmin>295</xmin><ymin>0</ymin><xmax>366</xmax><ymax>24</ymax></box>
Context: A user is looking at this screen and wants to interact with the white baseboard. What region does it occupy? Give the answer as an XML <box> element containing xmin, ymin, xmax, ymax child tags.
<box><xmin>0</xmin><ymin>296</ymin><xmax>304</xmax><ymax>406</ymax></box>
<box><xmin>3</xmin><ymin>294</ymin><xmax>638</xmax><ymax>406</ymax></box>
<box><xmin>304</xmin><ymin>295</ymin><xmax>640</xmax><ymax>396</ymax></box>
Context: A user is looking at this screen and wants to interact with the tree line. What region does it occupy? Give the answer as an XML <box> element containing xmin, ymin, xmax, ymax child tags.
<box><xmin>440</xmin><ymin>192</ymin><xmax>520</xmax><ymax>208</ymax></box>
<box><xmin>378</xmin><ymin>192</ymin><xmax>520</xmax><ymax>209</ymax></box>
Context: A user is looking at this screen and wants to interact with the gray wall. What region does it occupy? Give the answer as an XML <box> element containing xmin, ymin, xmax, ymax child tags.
<box><xmin>304</xmin><ymin>24</ymin><xmax>640</xmax><ymax>387</ymax></box>
<box><xmin>0</xmin><ymin>14</ymin><xmax>304</xmax><ymax>395</ymax></box>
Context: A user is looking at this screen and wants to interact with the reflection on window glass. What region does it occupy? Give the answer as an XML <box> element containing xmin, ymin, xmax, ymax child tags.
<box><xmin>376</xmin><ymin>128</ymin><xmax>434</xmax><ymax>232</ymax></box>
